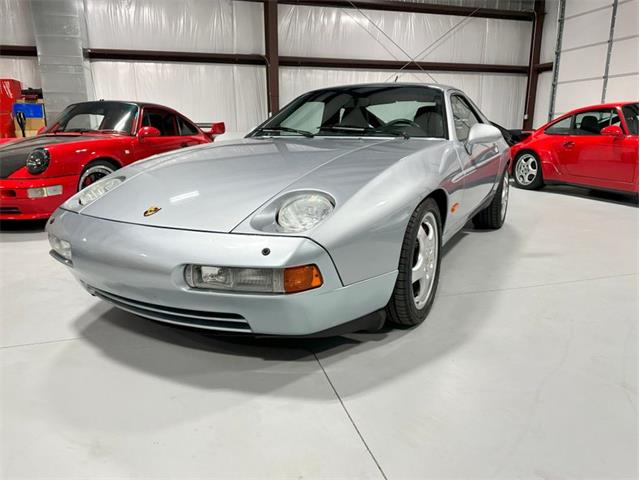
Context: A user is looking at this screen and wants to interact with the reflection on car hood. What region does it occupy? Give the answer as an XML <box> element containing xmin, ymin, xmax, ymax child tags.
<box><xmin>79</xmin><ymin>137</ymin><xmax>442</xmax><ymax>232</ymax></box>
<box><xmin>0</xmin><ymin>134</ymin><xmax>102</xmax><ymax>178</ymax></box>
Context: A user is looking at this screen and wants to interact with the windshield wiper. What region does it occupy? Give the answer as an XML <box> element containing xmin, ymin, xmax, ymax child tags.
<box><xmin>95</xmin><ymin>129</ymin><xmax>126</xmax><ymax>134</ymax></box>
<box><xmin>256</xmin><ymin>126</ymin><xmax>314</xmax><ymax>138</ymax></box>
<box><xmin>63</xmin><ymin>128</ymin><xmax>100</xmax><ymax>133</ymax></box>
<box><xmin>319</xmin><ymin>125</ymin><xmax>377</xmax><ymax>133</ymax></box>
<box><xmin>320</xmin><ymin>124</ymin><xmax>410</xmax><ymax>139</ymax></box>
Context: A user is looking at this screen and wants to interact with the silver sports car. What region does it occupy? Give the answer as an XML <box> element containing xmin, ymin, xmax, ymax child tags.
<box><xmin>47</xmin><ymin>83</ymin><xmax>510</xmax><ymax>336</ymax></box>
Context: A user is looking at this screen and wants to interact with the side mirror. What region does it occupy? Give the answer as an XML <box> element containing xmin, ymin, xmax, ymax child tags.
<box><xmin>600</xmin><ymin>125</ymin><xmax>624</xmax><ymax>137</ymax></box>
<box><xmin>36</xmin><ymin>126</ymin><xmax>47</xmax><ymax>135</ymax></box>
<box><xmin>205</xmin><ymin>122</ymin><xmax>226</xmax><ymax>140</ymax></box>
<box><xmin>137</xmin><ymin>126</ymin><xmax>161</xmax><ymax>141</ymax></box>
<box><xmin>466</xmin><ymin>123</ymin><xmax>503</xmax><ymax>151</ymax></box>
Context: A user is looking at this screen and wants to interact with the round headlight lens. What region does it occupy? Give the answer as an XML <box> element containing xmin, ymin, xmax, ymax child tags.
<box><xmin>78</xmin><ymin>176</ymin><xmax>124</xmax><ymax>206</ymax></box>
<box><xmin>26</xmin><ymin>149</ymin><xmax>50</xmax><ymax>174</ymax></box>
<box><xmin>277</xmin><ymin>193</ymin><xmax>334</xmax><ymax>232</ymax></box>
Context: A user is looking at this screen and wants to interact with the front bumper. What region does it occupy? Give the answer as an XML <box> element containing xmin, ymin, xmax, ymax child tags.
<box><xmin>0</xmin><ymin>175</ymin><xmax>77</xmax><ymax>220</ymax></box>
<box><xmin>47</xmin><ymin>209</ymin><xmax>397</xmax><ymax>336</ymax></box>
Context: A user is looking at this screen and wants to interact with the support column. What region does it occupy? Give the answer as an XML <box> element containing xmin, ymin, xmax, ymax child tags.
<box><xmin>601</xmin><ymin>0</ymin><xmax>619</xmax><ymax>103</ymax></box>
<box><xmin>548</xmin><ymin>0</ymin><xmax>566</xmax><ymax>122</ymax></box>
<box><xmin>29</xmin><ymin>0</ymin><xmax>89</xmax><ymax>124</ymax></box>
<box><xmin>264</xmin><ymin>0</ymin><xmax>279</xmax><ymax>116</ymax></box>
<box><xmin>523</xmin><ymin>0</ymin><xmax>545</xmax><ymax>130</ymax></box>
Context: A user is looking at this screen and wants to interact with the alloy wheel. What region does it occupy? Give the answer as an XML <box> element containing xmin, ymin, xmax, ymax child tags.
<box><xmin>78</xmin><ymin>165</ymin><xmax>114</xmax><ymax>190</ymax></box>
<box><xmin>515</xmin><ymin>154</ymin><xmax>538</xmax><ymax>186</ymax></box>
<box><xmin>412</xmin><ymin>211</ymin><xmax>439</xmax><ymax>309</ymax></box>
<box><xmin>501</xmin><ymin>173</ymin><xmax>510</xmax><ymax>221</ymax></box>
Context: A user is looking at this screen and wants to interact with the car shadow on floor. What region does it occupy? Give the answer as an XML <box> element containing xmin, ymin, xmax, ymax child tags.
<box><xmin>0</xmin><ymin>219</ymin><xmax>48</xmax><ymax>231</ymax></box>
<box><xmin>69</xmin><ymin>222</ymin><xmax>520</xmax><ymax>398</ymax></box>
<box><xmin>0</xmin><ymin>219</ymin><xmax>48</xmax><ymax>243</ymax></box>
<box><xmin>537</xmin><ymin>184</ymin><xmax>638</xmax><ymax>207</ymax></box>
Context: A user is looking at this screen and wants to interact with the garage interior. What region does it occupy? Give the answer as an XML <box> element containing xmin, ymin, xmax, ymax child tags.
<box><xmin>1</xmin><ymin>0</ymin><xmax>638</xmax><ymax>478</ymax></box>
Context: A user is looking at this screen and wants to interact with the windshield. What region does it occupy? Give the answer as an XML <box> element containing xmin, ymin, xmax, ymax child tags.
<box><xmin>252</xmin><ymin>85</ymin><xmax>447</xmax><ymax>139</ymax></box>
<box><xmin>50</xmin><ymin>101</ymin><xmax>139</xmax><ymax>134</ymax></box>
<box><xmin>622</xmin><ymin>103</ymin><xmax>638</xmax><ymax>135</ymax></box>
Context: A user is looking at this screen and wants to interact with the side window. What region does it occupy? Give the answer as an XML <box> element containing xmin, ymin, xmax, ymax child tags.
<box><xmin>178</xmin><ymin>116</ymin><xmax>199</xmax><ymax>136</ymax></box>
<box><xmin>610</xmin><ymin>110</ymin><xmax>623</xmax><ymax>129</ymax></box>
<box><xmin>451</xmin><ymin>95</ymin><xmax>480</xmax><ymax>142</ymax></box>
<box><xmin>544</xmin><ymin>116</ymin><xmax>574</xmax><ymax>135</ymax></box>
<box><xmin>141</xmin><ymin>109</ymin><xmax>178</xmax><ymax>136</ymax></box>
<box><xmin>622</xmin><ymin>104</ymin><xmax>639</xmax><ymax>135</ymax></box>
<box><xmin>574</xmin><ymin>109</ymin><xmax>613</xmax><ymax>135</ymax></box>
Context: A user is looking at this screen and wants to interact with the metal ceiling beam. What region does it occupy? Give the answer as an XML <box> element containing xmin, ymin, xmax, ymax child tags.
<box><xmin>280</xmin><ymin>56</ymin><xmax>529</xmax><ymax>74</ymax></box>
<box><xmin>84</xmin><ymin>48</ymin><xmax>266</xmax><ymax>65</ymax></box>
<box><xmin>77</xmin><ymin>48</ymin><xmax>531</xmax><ymax>75</ymax></box>
<box><xmin>237</xmin><ymin>0</ymin><xmax>535</xmax><ymax>21</ymax></box>
<box><xmin>523</xmin><ymin>0</ymin><xmax>545</xmax><ymax>130</ymax></box>
<box><xmin>535</xmin><ymin>61</ymin><xmax>553</xmax><ymax>72</ymax></box>
<box><xmin>0</xmin><ymin>45</ymin><xmax>38</xmax><ymax>56</ymax></box>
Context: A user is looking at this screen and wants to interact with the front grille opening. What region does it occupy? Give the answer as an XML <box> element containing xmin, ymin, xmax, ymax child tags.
<box><xmin>0</xmin><ymin>207</ymin><xmax>21</xmax><ymax>214</ymax></box>
<box><xmin>91</xmin><ymin>287</ymin><xmax>252</xmax><ymax>333</ymax></box>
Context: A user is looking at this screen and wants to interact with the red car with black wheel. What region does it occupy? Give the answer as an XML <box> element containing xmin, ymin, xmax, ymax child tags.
<box><xmin>0</xmin><ymin>100</ymin><xmax>224</xmax><ymax>220</ymax></box>
<box><xmin>511</xmin><ymin>102</ymin><xmax>638</xmax><ymax>195</ymax></box>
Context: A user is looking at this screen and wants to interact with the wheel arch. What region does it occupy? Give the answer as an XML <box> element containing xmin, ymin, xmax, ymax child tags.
<box><xmin>82</xmin><ymin>156</ymin><xmax>122</xmax><ymax>171</ymax></box>
<box><xmin>424</xmin><ymin>188</ymin><xmax>448</xmax><ymax>230</ymax></box>
<box><xmin>77</xmin><ymin>157</ymin><xmax>122</xmax><ymax>191</ymax></box>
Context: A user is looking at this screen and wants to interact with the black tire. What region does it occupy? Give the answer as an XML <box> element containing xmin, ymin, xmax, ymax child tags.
<box><xmin>513</xmin><ymin>151</ymin><xmax>543</xmax><ymax>189</ymax></box>
<box><xmin>386</xmin><ymin>198</ymin><xmax>442</xmax><ymax>327</ymax></box>
<box><xmin>473</xmin><ymin>169</ymin><xmax>509</xmax><ymax>229</ymax></box>
<box><xmin>77</xmin><ymin>159</ymin><xmax>118</xmax><ymax>191</ymax></box>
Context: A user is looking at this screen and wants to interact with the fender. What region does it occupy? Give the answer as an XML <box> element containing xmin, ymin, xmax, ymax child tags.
<box><xmin>513</xmin><ymin>146</ymin><xmax>562</xmax><ymax>180</ymax></box>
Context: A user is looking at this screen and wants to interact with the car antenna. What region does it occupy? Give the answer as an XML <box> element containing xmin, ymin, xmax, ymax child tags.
<box><xmin>394</xmin><ymin>75</ymin><xmax>398</xmax><ymax>82</ymax></box>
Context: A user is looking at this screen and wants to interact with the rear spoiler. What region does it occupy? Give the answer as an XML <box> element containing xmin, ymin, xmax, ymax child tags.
<box><xmin>196</xmin><ymin>122</ymin><xmax>226</xmax><ymax>141</ymax></box>
<box><xmin>508</xmin><ymin>129</ymin><xmax>533</xmax><ymax>143</ymax></box>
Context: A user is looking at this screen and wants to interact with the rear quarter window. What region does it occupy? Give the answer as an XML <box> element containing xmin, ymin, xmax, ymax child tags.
<box><xmin>544</xmin><ymin>116</ymin><xmax>573</xmax><ymax>135</ymax></box>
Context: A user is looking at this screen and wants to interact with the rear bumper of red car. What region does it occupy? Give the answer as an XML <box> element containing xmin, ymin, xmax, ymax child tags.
<box><xmin>0</xmin><ymin>175</ymin><xmax>78</xmax><ymax>220</ymax></box>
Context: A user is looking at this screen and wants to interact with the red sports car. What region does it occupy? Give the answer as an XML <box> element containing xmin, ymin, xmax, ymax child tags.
<box><xmin>511</xmin><ymin>102</ymin><xmax>638</xmax><ymax>194</ymax></box>
<box><xmin>0</xmin><ymin>100</ymin><xmax>224</xmax><ymax>220</ymax></box>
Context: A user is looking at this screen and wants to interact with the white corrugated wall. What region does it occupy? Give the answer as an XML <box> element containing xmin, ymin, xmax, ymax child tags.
<box><xmin>0</xmin><ymin>0</ymin><xmax>40</xmax><ymax>87</ymax></box>
<box><xmin>278</xmin><ymin>3</ymin><xmax>531</xmax><ymax>128</ymax></box>
<box><xmin>551</xmin><ymin>0</ymin><xmax>638</xmax><ymax>119</ymax></box>
<box><xmin>2</xmin><ymin>0</ymin><xmax>536</xmax><ymax>133</ymax></box>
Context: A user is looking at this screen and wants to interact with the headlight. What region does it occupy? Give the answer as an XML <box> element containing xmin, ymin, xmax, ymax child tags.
<box><xmin>277</xmin><ymin>193</ymin><xmax>334</xmax><ymax>232</ymax></box>
<box><xmin>48</xmin><ymin>234</ymin><xmax>72</xmax><ymax>263</ymax></box>
<box><xmin>26</xmin><ymin>149</ymin><xmax>50</xmax><ymax>174</ymax></box>
<box><xmin>27</xmin><ymin>185</ymin><xmax>63</xmax><ymax>198</ymax></box>
<box><xmin>185</xmin><ymin>264</ymin><xmax>323</xmax><ymax>294</ymax></box>
<box><xmin>78</xmin><ymin>176</ymin><xmax>125</xmax><ymax>206</ymax></box>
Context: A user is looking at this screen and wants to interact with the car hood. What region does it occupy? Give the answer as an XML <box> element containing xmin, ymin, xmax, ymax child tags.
<box><xmin>78</xmin><ymin>137</ymin><xmax>439</xmax><ymax>233</ymax></box>
<box><xmin>0</xmin><ymin>134</ymin><xmax>103</xmax><ymax>178</ymax></box>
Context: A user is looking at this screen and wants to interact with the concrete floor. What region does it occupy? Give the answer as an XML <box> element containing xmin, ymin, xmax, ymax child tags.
<box><xmin>1</xmin><ymin>186</ymin><xmax>638</xmax><ymax>479</ymax></box>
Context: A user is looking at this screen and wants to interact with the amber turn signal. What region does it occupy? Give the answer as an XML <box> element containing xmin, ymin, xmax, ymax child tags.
<box><xmin>283</xmin><ymin>264</ymin><xmax>323</xmax><ymax>293</ymax></box>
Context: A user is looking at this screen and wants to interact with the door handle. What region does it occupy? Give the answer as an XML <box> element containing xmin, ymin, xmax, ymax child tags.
<box><xmin>563</xmin><ymin>141</ymin><xmax>575</xmax><ymax>149</ymax></box>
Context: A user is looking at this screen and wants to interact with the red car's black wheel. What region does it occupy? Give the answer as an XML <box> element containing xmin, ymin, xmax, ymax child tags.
<box><xmin>78</xmin><ymin>160</ymin><xmax>118</xmax><ymax>191</ymax></box>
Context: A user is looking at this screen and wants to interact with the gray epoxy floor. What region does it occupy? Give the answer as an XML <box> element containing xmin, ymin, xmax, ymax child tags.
<box><xmin>1</xmin><ymin>186</ymin><xmax>638</xmax><ymax>479</ymax></box>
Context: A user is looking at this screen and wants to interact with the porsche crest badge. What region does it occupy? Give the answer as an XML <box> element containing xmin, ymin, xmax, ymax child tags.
<box><xmin>143</xmin><ymin>206</ymin><xmax>161</xmax><ymax>217</ymax></box>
